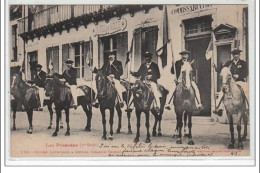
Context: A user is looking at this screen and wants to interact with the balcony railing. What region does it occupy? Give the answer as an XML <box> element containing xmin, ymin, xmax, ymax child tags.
<box><xmin>18</xmin><ymin>5</ymin><xmax>116</xmax><ymax>34</ymax></box>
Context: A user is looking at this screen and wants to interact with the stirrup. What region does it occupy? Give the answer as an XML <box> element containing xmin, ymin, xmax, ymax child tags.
<box><xmin>213</xmin><ymin>109</ymin><xmax>223</xmax><ymax>117</ymax></box>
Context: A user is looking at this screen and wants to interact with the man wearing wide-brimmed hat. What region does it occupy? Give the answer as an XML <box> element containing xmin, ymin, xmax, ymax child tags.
<box><xmin>57</xmin><ymin>59</ymin><xmax>78</xmax><ymax>109</ymax></box>
<box><xmin>130</xmin><ymin>51</ymin><xmax>161</xmax><ymax>112</ymax></box>
<box><xmin>31</xmin><ymin>64</ymin><xmax>47</xmax><ymax>111</ymax></box>
<box><xmin>93</xmin><ymin>50</ymin><xmax>126</xmax><ymax>108</ymax></box>
<box><xmin>165</xmin><ymin>50</ymin><xmax>203</xmax><ymax>110</ymax></box>
<box><xmin>214</xmin><ymin>48</ymin><xmax>248</xmax><ymax>114</ymax></box>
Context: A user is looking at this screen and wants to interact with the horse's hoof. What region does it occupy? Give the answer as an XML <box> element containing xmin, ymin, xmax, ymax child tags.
<box><xmin>145</xmin><ymin>138</ymin><xmax>151</xmax><ymax>143</ymax></box>
<box><xmin>60</xmin><ymin>126</ymin><xmax>64</xmax><ymax>129</ymax></box>
<box><xmin>134</xmin><ymin>138</ymin><xmax>139</xmax><ymax>143</ymax></box>
<box><xmin>227</xmin><ymin>143</ymin><xmax>235</xmax><ymax>149</ymax></box>
<box><xmin>52</xmin><ymin>132</ymin><xmax>58</xmax><ymax>137</ymax></box>
<box><xmin>128</xmin><ymin>130</ymin><xmax>132</xmax><ymax>134</ymax></box>
<box><xmin>85</xmin><ymin>128</ymin><xmax>91</xmax><ymax>132</ymax></box>
<box><xmin>242</xmin><ymin>136</ymin><xmax>247</xmax><ymax>141</ymax></box>
<box><xmin>47</xmin><ymin>126</ymin><xmax>52</xmax><ymax>129</ymax></box>
<box><xmin>188</xmin><ymin>139</ymin><xmax>195</xmax><ymax>145</ymax></box>
<box><xmin>13</xmin><ymin>127</ymin><xmax>16</xmax><ymax>130</ymax></box>
<box><xmin>108</xmin><ymin>136</ymin><xmax>113</xmax><ymax>140</ymax></box>
<box><xmin>176</xmin><ymin>139</ymin><xmax>182</xmax><ymax>144</ymax></box>
<box><xmin>152</xmin><ymin>131</ymin><xmax>157</xmax><ymax>137</ymax></box>
<box><xmin>65</xmin><ymin>131</ymin><xmax>70</xmax><ymax>136</ymax></box>
<box><xmin>26</xmin><ymin>129</ymin><xmax>33</xmax><ymax>134</ymax></box>
<box><xmin>116</xmin><ymin>129</ymin><xmax>120</xmax><ymax>134</ymax></box>
<box><xmin>102</xmin><ymin>136</ymin><xmax>107</xmax><ymax>140</ymax></box>
<box><xmin>238</xmin><ymin>143</ymin><xmax>244</xmax><ymax>150</ymax></box>
<box><xmin>158</xmin><ymin>132</ymin><xmax>162</xmax><ymax>137</ymax></box>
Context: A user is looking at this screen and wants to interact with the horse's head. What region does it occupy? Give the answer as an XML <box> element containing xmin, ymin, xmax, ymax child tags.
<box><xmin>132</xmin><ymin>80</ymin><xmax>153</xmax><ymax>109</ymax></box>
<box><xmin>220</xmin><ymin>67</ymin><xmax>233</xmax><ymax>93</ymax></box>
<box><xmin>180</xmin><ymin>62</ymin><xmax>192</xmax><ymax>90</ymax></box>
<box><xmin>11</xmin><ymin>72</ymin><xmax>23</xmax><ymax>90</ymax></box>
<box><xmin>95</xmin><ymin>70</ymin><xmax>108</xmax><ymax>98</ymax></box>
<box><xmin>45</xmin><ymin>77</ymin><xmax>54</xmax><ymax>97</ymax></box>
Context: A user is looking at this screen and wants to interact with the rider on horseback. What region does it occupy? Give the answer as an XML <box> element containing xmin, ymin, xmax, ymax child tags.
<box><xmin>31</xmin><ymin>64</ymin><xmax>46</xmax><ymax>111</ymax></box>
<box><xmin>55</xmin><ymin>59</ymin><xmax>78</xmax><ymax>109</ymax></box>
<box><xmin>214</xmin><ymin>48</ymin><xmax>248</xmax><ymax>115</ymax></box>
<box><xmin>130</xmin><ymin>51</ymin><xmax>161</xmax><ymax>113</ymax></box>
<box><xmin>92</xmin><ymin>51</ymin><xmax>126</xmax><ymax>108</ymax></box>
<box><xmin>164</xmin><ymin>50</ymin><xmax>203</xmax><ymax>110</ymax></box>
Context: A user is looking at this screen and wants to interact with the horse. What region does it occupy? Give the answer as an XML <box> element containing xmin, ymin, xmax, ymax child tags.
<box><xmin>10</xmin><ymin>72</ymin><xmax>40</xmax><ymax>134</ymax></box>
<box><xmin>173</xmin><ymin>62</ymin><xmax>196</xmax><ymax>145</ymax></box>
<box><xmin>45</xmin><ymin>74</ymin><xmax>95</xmax><ymax>137</ymax></box>
<box><xmin>219</xmin><ymin>67</ymin><xmax>248</xmax><ymax>150</ymax></box>
<box><xmin>95</xmin><ymin>70</ymin><xmax>128</xmax><ymax>140</ymax></box>
<box><xmin>131</xmin><ymin>79</ymin><xmax>168</xmax><ymax>143</ymax></box>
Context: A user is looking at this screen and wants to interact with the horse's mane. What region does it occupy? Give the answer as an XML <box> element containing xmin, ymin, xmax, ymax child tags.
<box><xmin>220</xmin><ymin>67</ymin><xmax>232</xmax><ymax>77</ymax></box>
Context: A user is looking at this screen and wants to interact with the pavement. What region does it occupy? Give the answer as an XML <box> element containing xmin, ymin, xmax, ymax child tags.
<box><xmin>9</xmin><ymin>105</ymin><xmax>250</xmax><ymax>157</ymax></box>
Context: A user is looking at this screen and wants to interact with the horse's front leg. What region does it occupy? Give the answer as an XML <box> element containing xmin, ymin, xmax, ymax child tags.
<box><xmin>26</xmin><ymin>109</ymin><xmax>33</xmax><ymax>134</ymax></box>
<box><xmin>183</xmin><ymin>112</ymin><xmax>188</xmax><ymax>137</ymax></box>
<box><xmin>116</xmin><ymin>105</ymin><xmax>122</xmax><ymax>134</ymax></box>
<box><xmin>65</xmin><ymin>109</ymin><xmax>70</xmax><ymax>136</ymax></box>
<box><xmin>83</xmin><ymin>105</ymin><xmax>92</xmax><ymax>132</ymax></box>
<box><xmin>101</xmin><ymin>109</ymin><xmax>107</xmax><ymax>140</ymax></box>
<box><xmin>151</xmin><ymin>109</ymin><xmax>158</xmax><ymax>137</ymax></box>
<box><xmin>47</xmin><ymin>103</ymin><xmax>53</xmax><ymax>129</ymax></box>
<box><xmin>176</xmin><ymin>111</ymin><xmax>183</xmax><ymax>144</ymax></box>
<box><xmin>52</xmin><ymin>108</ymin><xmax>61</xmax><ymax>137</ymax></box>
<box><xmin>59</xmin><ymin>113</ymin><xmax>64</xmax><ymax>129</ymax></box>
<box><xmin>145</xmin><ymin>111</ymin><xmax>151</xmax><ymax>143</ymax></box>
<box><xmin>236</xmin><ymin>111</ymin><xmax>244</xmax><ymax>150</ymax></box>
<box><xmin>127</xmin><ymin>112</ymin><xmax>132</xmax><ymax>134</ymax></box>
<box><xmin>227</xmin><ymin>112</ymin><xmax>235</xmax><ymax>149</ymax></box>
<box><xmin>242</xmin><ymin>110</ymin><xmax>248</xmax><ymax>141</ymax></box>
<box><xmin>158</xmin><ymin>112</ymin><xmax>162</xmax><ymax>137</ymax></box>
<box><xmin>12</xmin><ymin>100</ymin><xmax>17</xmax><ymax>130</ymax></box>
<box><xmin>108</xmin><ymin>108</ymin><xmax>114</xmax><ymax>140</ymax></box>
<box><xmin>134</xmin><ymin>111</ymin><xmax>141</xmax><ymax>143</ymax></box>
<box><xmin>187</xmin><ymin>112</ymin><xmax>194</xmax><ymax>145</ymax></box>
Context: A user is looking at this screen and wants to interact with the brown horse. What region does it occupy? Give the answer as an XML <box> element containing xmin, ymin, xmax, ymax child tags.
<box><xmin>220</xmin><ymin>67</ymin><xmax>248</xmax><ymax>150</ymax></box>
<box><xmin>131</xmin><ymin>80</ymin><xmax>168</xmax><ymax>143</ymax></box>
<box><xmin>173</xmin><ymin>62</ymin><xmax>196</xmax><ymax>145</ymax></box>
<box><xmin>10</xmin><ymin>72</ymin><xmax>40</xmax><ymax>134</ymax></box>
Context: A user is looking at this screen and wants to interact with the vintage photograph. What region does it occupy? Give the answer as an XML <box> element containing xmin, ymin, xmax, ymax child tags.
<box><xmin>9</xmin><ymin>4</ymin><xmax>251</xmax><ymax>159</ymax></box>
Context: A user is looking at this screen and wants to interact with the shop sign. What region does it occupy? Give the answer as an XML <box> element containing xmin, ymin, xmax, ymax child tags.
<box><xmin>25</xmin><ymin>42</ymin><xmax>39</xmax><ymax>49</ymax></box>
<box><xmin>171</xmin><ymin>4</ymin><xmax>213</xmax><ymax>14</ymax></box>
<box><xmin>93</xmin><ymin>19</ymin><xmax>127</xmax><ymax>36</ymax></box>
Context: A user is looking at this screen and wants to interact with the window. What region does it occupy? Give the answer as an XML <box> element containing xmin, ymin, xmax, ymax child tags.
<box><xmin>99</xmin><ymin>32</ymin><xmax>128</xmax><ymax>78</ymax></box>
<box><xmin>46</xmin><ymin>46</ymin><xmax>59</xmax><ymax>73</ymax></box>
<box><xmin>74</xmin><ymin>43</ymin><xmax>81</xmax><ymax>78</ymax></box>
<box><xmin>11</xmin><ymin>24</ymin><xmax>18</xmax><ymax>62</ymax></box>
<box><xmin>184</xmin><ymin>16</ymin><xmax>212</xmax><ymax>37</ymax></box>
<box><xmin>27</xmin><ymin>51</ymin><xmax>38</xmax><ymax>80</ymax></box>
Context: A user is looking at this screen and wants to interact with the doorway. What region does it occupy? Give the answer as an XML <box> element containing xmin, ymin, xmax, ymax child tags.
<box><xmin>186</xmin><ymin>37</ymin><xmax>211</xmax><ymax>116</ymax></box>
<box><xmin>27</xmin><ymin>51</ymin><xmax>38</xmax><ymax>80</ymax></box>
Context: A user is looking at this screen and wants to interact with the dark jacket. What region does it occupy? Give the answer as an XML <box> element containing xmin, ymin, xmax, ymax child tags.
<box><xmin>100</xmin><ymin>60</ymin><xmax>123</xmax><ymax>80</ymax></box>
<box><xmin>132</xmin><ymin>61</ymin><xmax>160</xmax><ymax>83</ymax></box>
<box><xmin>223</xmin><ymin>59</ymin><xmax>248</xmax><ymax>82</ymax></box>
<box><xmin>59</xmin><ymin>67</ymin><xmax>77</xmax><ymax>85</ymax></box>
<box><xmin>33</xmin><ymin>70</ymin><xmax>46</xmax><ymax>88</ymax></box>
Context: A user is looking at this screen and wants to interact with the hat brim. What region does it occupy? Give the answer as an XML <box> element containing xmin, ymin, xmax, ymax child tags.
<box><xmin>231</xmin><ymin>50</ymin><xmax>242</xmax><ymax>54</ymax></box>
<box><xmin>65</xmin><ymin>61</ymin><xmax>74</xmax><ymax>64</ymax></box>
<box><xmin>179</xmin><ymin>51</ymin><xmax>190</xmax><ymax>55</ymax></box>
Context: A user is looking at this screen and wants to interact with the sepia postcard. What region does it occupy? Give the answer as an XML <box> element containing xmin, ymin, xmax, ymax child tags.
<box><xmin>5</xmin><ymin>0</ymin><xmax>257</xmax><ymax>166</ymax></box>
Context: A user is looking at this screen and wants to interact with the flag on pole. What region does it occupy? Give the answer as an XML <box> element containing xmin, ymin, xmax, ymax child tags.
<box><xmin>125</xmin><ymin>33</ymin><xmax>135</xmax><ymax>67</ymax></box>
<box><xmin>205</xmin><ymin>34</ymin><xmax>214</xmax><ymax>60</ymax></box>
<box><xmin>48</xmin><ymin>56</ymin><xmax>54</xmax><ymax>74</ymax></box>
<box><xmin>86</xmin><ymin>38</ymin><xmax>93</xmax><ymax>69</ymax></box>
<box><xmin>156</xmin><ymin>5</ymin><xmax>170</xmax><ymax>68</ymax></box>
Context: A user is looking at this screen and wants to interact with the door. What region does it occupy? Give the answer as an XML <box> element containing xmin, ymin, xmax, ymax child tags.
<box><xmin>27</xmin><ymin>51</ymin><xmax>38</xmax><ymax>80</ymax></box>
<box><xmin>46</xmin><ymin>46</ymin><xmax>59</xmax><ymax>74</ymax></box>
<box><xmin>186</xmin><ymin>37</ymin><xmax>211</xmax><ymax>116</ymax></box>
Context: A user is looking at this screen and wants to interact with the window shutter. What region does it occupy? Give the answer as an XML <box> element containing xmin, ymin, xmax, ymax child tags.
<box><xmin>62</xmin><ymin>44</ymin><xmax>69</xmax><ymax>72</ymax></box>
<box><xmin>116</xmin><ymin>32</ymin><xmax>128</xmax><ymax>79</ymax></box>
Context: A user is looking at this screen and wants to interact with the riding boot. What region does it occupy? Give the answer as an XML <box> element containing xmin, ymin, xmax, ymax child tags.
<box><xmin>91</xmin><ymin>96</ymin><xmax>99</xmax><ymax>108</ymax></box>
<box><xmin>118</xmin><ymin>93</ymin><xmax>124</xmax><ymax>108</ymax></box>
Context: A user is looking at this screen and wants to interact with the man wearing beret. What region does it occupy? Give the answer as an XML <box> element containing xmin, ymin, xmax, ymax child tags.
<box><xmin>214</xmin><ymin>48</ymin><xmax>249</xmax><ymax>114</ymax></box>
<box><xmin>165</xmin><ymin>50</ymin><xmax>203</xmax><ymax>110</ymax></box>
<box><xmin>32</xmin><ymin>64</ymin><xmax>47</xmax><ymax>111</ymax></box>
<box><xmin>56</xmin><ymin>59</ymin><xmax>78</xmax><ymax>109</ymax></box>
<box><xmin>130</xmin><ymin>51</ymin><xmax>161</xmax><ymax>112</ymax></box>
